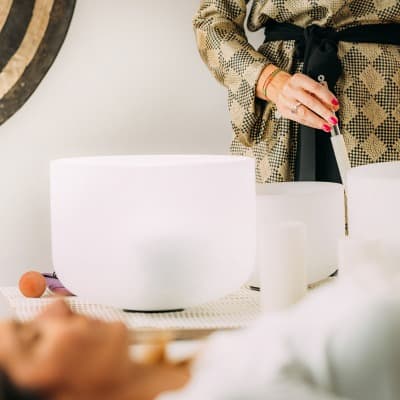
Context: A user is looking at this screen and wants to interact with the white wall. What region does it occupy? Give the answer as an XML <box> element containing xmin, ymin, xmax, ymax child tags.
<box><xmin>0</xmin><ymin>1</ymin><xmax>228</xmax><ymax>285</ymax></box>
<box><xmin>0</xmin><ymin>1</ymin><xmax>265</xmax><ymax>286</ymax></box>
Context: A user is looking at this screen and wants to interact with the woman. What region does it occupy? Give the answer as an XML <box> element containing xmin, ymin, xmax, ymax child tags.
<box><xmin>2</xmin><ymin>281</ymin><xmax>400</xmax><ymax>400</ymax></box>
<box><xmin>192</xmin><ymin>1</ymin><xmax>400</xmax><ymax>183</ymax></box>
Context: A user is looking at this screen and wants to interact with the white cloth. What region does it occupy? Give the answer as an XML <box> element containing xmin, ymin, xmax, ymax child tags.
<box><xmin>157</xmin><ymin>274</ymin><xmax>400</xmax><ymax>400</ymax></box>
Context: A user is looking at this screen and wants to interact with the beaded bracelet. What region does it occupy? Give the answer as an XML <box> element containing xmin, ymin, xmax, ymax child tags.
<box><xmin>262</xmin><ymin>67</ymin><xmax>283</xmax><ymax>100</ymax></box>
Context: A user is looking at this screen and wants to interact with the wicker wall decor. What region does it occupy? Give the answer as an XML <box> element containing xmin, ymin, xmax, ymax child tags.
<box><xmin>0</xmin><ymin>0</ymin><xmax>75</xmax><ymax>125</ymax></box>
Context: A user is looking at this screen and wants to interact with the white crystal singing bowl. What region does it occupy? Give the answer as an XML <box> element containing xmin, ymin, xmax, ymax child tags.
<box><xmin>347</xmin><ymin>161</ymin><xmax>400</xmax><ymax>269</ymax></box>
<box><xmin>250</xmin><ymin>182</ymin><xmax>345</xmax><ymax>287</ymax></box>
<box><xmin>50</xmin><ymin>155</ymin><xmax>256</xmax><ymax>311</ymax></box>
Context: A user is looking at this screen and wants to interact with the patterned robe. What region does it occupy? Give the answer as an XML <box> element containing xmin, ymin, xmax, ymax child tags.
<box><xmin>193</xmin><ymin>1</ymin><xmax>400</xmax><ymax>183</ymax></box>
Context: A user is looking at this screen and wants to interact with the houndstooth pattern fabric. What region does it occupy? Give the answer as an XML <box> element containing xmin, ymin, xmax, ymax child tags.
<box><xmin>193</xmin><ymin>0</ymin><xmax>400</xmax><ymax>183</ymax></box>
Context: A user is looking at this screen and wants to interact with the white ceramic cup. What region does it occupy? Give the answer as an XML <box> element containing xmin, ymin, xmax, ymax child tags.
<box><xmin>250</xmin><ymin>182</ymin><xmax>345</xmax><ymax>287</ymax></box>
<box><xmin>50</xmin><ymin>155</ymin><xmax>256</xmax><ymax>310</ymax></box>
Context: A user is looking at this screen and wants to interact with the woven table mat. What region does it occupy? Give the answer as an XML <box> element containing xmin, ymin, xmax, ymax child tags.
<box><xmin>0</xmin><ymin>286</ymin><xmax>261</xmax><ymax>331</ymax></box>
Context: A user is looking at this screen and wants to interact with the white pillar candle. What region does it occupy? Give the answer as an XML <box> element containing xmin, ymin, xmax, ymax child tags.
<box><xmin>260</xmin><ymin>221</ymin><xmax>307</xmax><ymax>313</ymax></box>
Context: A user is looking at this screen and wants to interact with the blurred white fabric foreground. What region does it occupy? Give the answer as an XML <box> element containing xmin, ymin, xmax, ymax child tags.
<box><xmin>158</xmin><ymin>266</ymin><xmax>400</xmax><ymax>400</ymax></box>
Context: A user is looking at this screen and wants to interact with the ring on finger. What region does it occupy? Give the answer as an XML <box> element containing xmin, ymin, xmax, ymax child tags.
<box><xmin>290</xmin><ymin>101</ymin><xmax>302</xmax><ymax>114</ymax></box>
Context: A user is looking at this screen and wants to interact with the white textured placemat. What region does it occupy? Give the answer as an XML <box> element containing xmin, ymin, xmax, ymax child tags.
<box><xmin>0</xmin><ymin>286</ymin><xmax>261</xmax><ymax>331</ymax></box>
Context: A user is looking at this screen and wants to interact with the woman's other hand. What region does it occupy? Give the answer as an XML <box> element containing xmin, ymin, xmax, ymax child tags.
<box><xmin>257</xmin><ymin>65</ymin><xmax>340</xmax><ymax>133</ymax></box>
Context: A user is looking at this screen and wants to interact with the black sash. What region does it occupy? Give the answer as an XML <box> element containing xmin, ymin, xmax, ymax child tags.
<box><xmin>264</xmin><ymin>22</ymin><xmax>400</xmax><ymax>182</ymax></box>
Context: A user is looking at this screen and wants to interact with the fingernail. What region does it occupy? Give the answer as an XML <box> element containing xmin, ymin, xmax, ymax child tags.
<box><xmin>323</xmin><ymin>124</ymin><xmax>331</xmax><ymax>133</ymax></box>
<box><xmin>330</xmin><ymin>116</ymin><xmax>338</xmax><ymax>125</ymax></box>
<box><xmin>332</xmin><ymin>98</ymin><xmax>339</xmax><ymax>106</ymax></box>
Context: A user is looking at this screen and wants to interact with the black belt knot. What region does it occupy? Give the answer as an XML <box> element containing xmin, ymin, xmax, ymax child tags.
<box><xmin>295</xmin><ymin>24</ymin><xmax>337</xmax><ymax>58</ymax></box>
<box><xmin>264</xmin><ymin>22</ymin><xmax>343</xmax><ymax>90</ymax></box>
<box><xmin>295</xmin><ymin>24</ymin><xmax>341</xmax><ymax>89</ymax></box>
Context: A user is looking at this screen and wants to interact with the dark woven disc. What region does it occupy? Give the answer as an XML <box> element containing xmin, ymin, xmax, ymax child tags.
<box><xmin>0</xmin><ymin>0</ymin><xmax>75</xmax><ymax>125</ymax></box>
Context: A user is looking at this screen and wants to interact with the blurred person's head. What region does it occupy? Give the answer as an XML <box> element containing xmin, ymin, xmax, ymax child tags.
<box><xmin>0</xmin><ymin>300</ymin><xmax>131</xmax><ymax>399</ymax></box>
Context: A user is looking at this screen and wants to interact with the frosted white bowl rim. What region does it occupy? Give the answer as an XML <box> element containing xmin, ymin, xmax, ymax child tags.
<box><xmin>51</xmin><ymin>154</ymin><xmax>252</xmax><ymax>168</ymax></box>
<box><xmin>257</xmin><ymin>181</ymin><xmax>343</xmax><ymax>197</ymax></box>
<box><xmin>348</xmin><ymin>161</ymin><xmax>400</xmax><ymax>181</ymax></box>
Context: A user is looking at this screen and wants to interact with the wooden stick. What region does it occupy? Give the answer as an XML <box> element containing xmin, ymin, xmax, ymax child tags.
<box><xmin>128</xmin><ymin>327</ymin><xmax>237</xmax><ymax>344</ymax></box>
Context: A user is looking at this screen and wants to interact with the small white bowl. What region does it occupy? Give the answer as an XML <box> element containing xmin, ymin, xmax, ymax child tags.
<box><xmin>250</xmin><ymin>181</ymin><xmax>345</xmax><ymax>286</ymax></box>
<box><xmin>347</xmin><ymin>161</ymin><xmax>400</xmax><ymax>270</ymax></box>
<box><xmin>50</xmin><ymin>155</ymin><xmax>256</xmax><ymax>311</ymax></box>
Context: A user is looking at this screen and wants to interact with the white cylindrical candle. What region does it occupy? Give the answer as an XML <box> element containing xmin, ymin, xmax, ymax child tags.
<box><xmin>260</xmin><ymin>221</ymin><xmax>307</xmax><ymax>312</ymax></box>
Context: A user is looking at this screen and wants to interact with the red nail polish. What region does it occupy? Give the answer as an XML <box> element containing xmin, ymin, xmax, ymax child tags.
<box><xmin>332</xmin><ymin>98</ymin><xmax>339</xmax><ymax>106</ymax></box>
<box><xmin>323</xmin><ymin>124</ymin><xmax>331</xmax><ymax>133</ymax></box>
<box><xmin>330</xmin><ymin>117</ymin><xmax>338</xmax><ymax>125</ymax></box>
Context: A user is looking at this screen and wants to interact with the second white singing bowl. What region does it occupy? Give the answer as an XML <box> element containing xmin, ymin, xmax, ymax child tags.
<box><xmin>50</xmin><ymin>155</ymin><xmax>256</xmax><ymax>311</ymax></box>
<box><xmin>250</xmin><ymin>182</ymin><xmax>346</xmax><ymax>287</ymax></box>
<box><xmin>347</xmin><ymin>161</ymin><xmax>400</xmax><ymax>270</ymax></box>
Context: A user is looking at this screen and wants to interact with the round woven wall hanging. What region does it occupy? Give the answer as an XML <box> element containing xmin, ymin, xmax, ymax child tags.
<box><xmin>0</xmin><ymin>0</ymin><xmax>76</xmax><ymax>125</ymax></box>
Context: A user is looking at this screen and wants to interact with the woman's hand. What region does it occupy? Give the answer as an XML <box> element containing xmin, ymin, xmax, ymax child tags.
<box><xmin>257</xmin><ymin>65</ymin><xmax>340</xmax><ymax>132</ymax></box>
